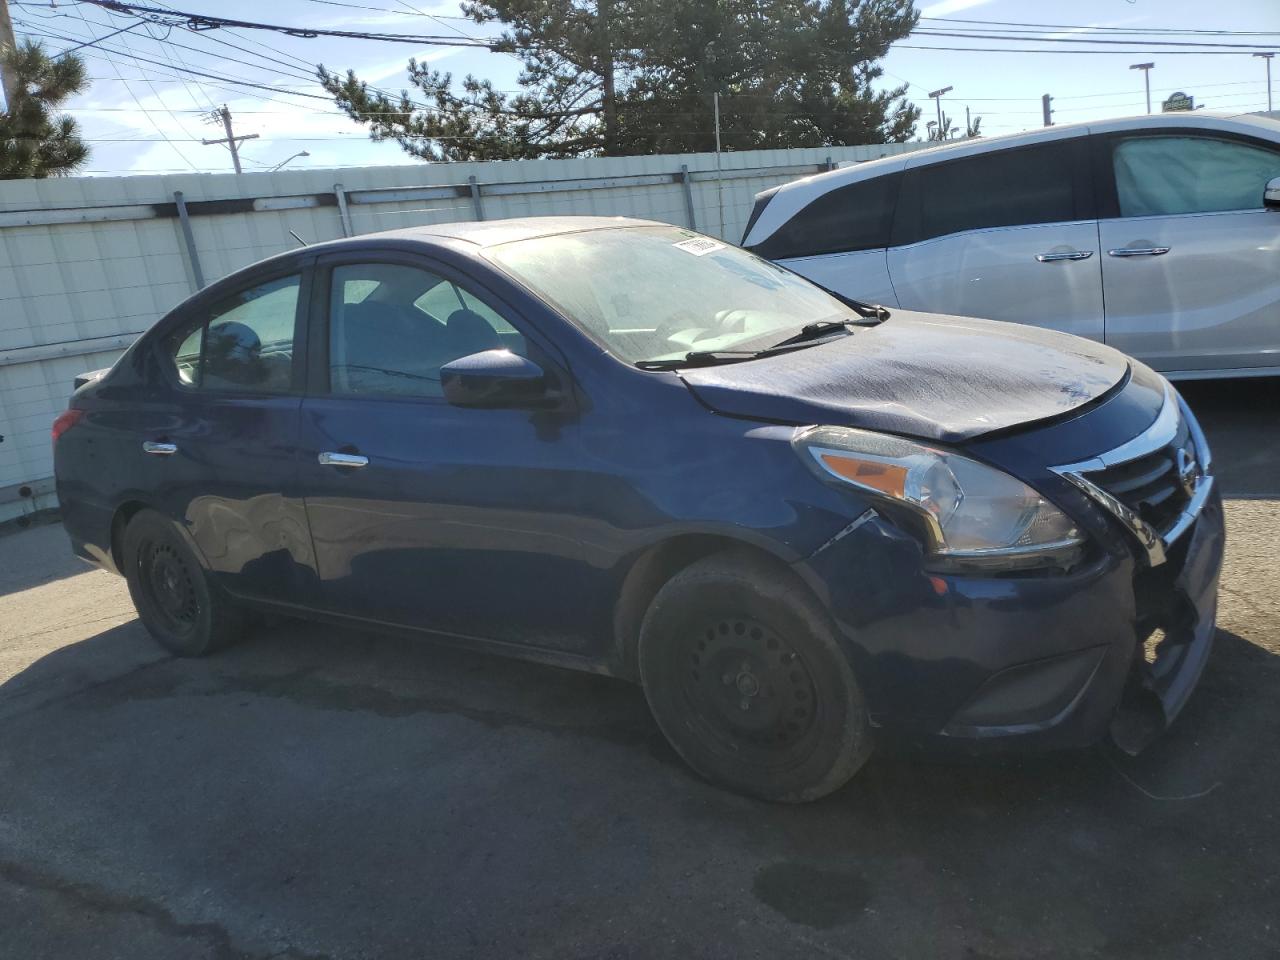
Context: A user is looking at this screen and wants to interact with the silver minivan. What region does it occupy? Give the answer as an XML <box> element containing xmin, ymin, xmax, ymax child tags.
<box><xmin>742</xmin><ymin>111</ymin><xmax>1280</xmax><ymax>380</ymax></box>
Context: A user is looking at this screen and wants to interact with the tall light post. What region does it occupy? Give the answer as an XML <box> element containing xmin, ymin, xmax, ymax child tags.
<box><xmin>1256</xmin><ymin>53</ymin><xmax>1275</xmax><ymax>112</ymax></box>
<box><xmin>1130</xmin><ymin>62</ymin><xmax>1155</xmax><ymax>114</ymax></box>
<box><xmin>928</xmin><ymin>86</ymin><xmax>952</xmax><ymax>137</ymax></box>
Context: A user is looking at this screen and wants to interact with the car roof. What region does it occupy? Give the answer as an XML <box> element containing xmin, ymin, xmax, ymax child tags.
<box><xmin>743</xmin><ymin>110</ymin><xmax>1280</xmax><ymax>247</ymax></box>
<box><xmin>230</xmin><ymin>215</ymin><xmax>668</xmax><ymax>281</ymax></box>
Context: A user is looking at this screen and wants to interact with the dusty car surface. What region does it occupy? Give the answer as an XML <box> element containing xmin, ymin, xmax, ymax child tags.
<box><xmin>53</xmin><ymin>217</ymin><xmax>1224</xmax><ymax>801</ymax></box>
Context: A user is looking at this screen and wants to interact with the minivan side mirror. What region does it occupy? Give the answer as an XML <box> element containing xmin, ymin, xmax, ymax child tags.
<box><xmin>441</xmin><ymin>349</ymin><xmax>549</xmax><ymax>408</ymax></box>
<box><xmin>1266</xmin><ymin>177</ymin><xmax>1280</xmax><ymax>211</ymax></box>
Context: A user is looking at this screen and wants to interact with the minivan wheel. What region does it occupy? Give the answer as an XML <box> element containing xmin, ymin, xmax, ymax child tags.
<box><xmin>638</xmin><ymin>552</ymin><xmax>872</xmax><ymax>802</ymax></box>
<box><xmin>122</xmin><ymin>509</ymin><xmax>243</xmax><ymax>657</ymax></box>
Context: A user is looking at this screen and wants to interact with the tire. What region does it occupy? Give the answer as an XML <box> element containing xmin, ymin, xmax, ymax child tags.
<box><xmin>122</xmin><ymin>508</ymin><xmax>244</xmax><ymax>657</ymax></box>
<box><xmin>638</xmin><ymin>551</ymin><xmax>872</xmax><ymax>802</ymax></box>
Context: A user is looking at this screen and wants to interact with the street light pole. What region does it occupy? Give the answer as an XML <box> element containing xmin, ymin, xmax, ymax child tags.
<box><xmin>1256</xmin><ymin>53</ymin><xmax>1275</xmax><ymax>112</ymax></box>
<box><xmin>1130</xmin><ymin>62</ymin><xmax>1155</xmax><ymax>114</ymax></box>
<box><xmin>928</xmin><ymin>86</ymin><xmax>952</xmax><ymax>137</ymax></box>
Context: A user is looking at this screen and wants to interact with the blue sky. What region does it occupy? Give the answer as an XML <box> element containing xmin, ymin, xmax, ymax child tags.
<box><xmin>6</xmin><ymin>0</ymin><xmax>1279</xmax><ymax>175</ymax></box>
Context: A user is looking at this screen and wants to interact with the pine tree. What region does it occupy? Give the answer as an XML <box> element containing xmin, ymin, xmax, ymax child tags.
<box><xmin>0</xmin><ymin>39</ymin><xmax>90</xmax><ymax>179</ymax></box>
<box><xmin>320</xmin><ymin>0</ymin><xmax>920</xmax><ymax>161</ymax></box>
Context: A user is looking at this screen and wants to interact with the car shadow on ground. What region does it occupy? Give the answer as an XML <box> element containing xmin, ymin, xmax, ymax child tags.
<box><xmin>1</xmin><ymin>604</ymin><xmax>1276</xmax><ymax>958</ymax></box>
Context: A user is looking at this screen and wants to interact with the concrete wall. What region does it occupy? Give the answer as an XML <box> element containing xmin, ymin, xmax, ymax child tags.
<box><xmin>0</xmin><ymin>141</ymin><xmax>928</xmax><ymax>522</ymax></box>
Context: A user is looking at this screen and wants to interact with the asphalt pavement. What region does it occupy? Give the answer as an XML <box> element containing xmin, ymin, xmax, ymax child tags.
<box><xmin>0</xmin><ymin>377</ymin><xmax>1276</xmax><ymax>960</ymax></box>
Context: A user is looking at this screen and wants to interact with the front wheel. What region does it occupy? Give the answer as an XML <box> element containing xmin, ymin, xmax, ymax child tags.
<box><xmin>122</xmin><ymin>509</ymin><xmax>244</xmax><ymax>657</ymax></box>
<box><xmin>638</xmin><ymin>552</ymin><xmax>872</xmax><ymax>802</ymax></box>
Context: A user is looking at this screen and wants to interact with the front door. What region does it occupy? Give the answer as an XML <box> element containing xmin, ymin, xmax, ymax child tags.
<box><xmin>1095</xmin><ymin>131</ymin><xmax>1280</xmax><ymax>374</ymax></box>
<box><xmin>295</xmin><ymin>256</ymin><xmax>594</xmax><ymax>652</ymax></box>
<box><xmin>887</xmin><ymin>136</ymin><xmax>1104</xmax><ymax>340</ymax></box>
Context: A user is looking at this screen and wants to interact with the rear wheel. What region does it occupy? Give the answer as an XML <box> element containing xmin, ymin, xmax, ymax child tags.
<box><xmin>122</xmin><ymin>509</ymin><xmax>243</xmax><ymax>657</ymax></box>
<box><xmin>638</xmin><ymin>552</ymin><xmax>872</xmax><ymax>802</ymax></box>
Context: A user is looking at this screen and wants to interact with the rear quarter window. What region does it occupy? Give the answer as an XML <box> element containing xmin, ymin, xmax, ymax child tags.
<box><xmin>747</xmin><ymin>172</ymin><xmax>901</xmax><ymax>260</ymax></box>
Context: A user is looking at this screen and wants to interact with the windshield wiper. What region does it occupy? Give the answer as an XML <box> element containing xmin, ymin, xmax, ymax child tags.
<box><xmin>635</xmin><ymin>343</ymin><xmax>817</xmax><ymax>371</ymax></box>
<box><xmin>762</xmin><ymin>309</ymin><xmax>885</xmax><ymax>350</ymax></box>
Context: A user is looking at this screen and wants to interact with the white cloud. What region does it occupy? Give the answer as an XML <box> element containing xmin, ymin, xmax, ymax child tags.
<box><xmin>919</xmin><ymin>0</ymin><xmax>997</xmax><ymax>17</ymax></box>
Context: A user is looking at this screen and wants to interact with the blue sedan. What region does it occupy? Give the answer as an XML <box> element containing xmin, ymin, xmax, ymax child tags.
<box><xmin>53</xmin><ymin>217</ymin><xmax>1224</xmax><ymax>801</ymax></box>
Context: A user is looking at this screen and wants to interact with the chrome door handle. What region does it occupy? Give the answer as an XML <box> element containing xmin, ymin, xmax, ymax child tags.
<box><xmin>142</xmin><ymin>441</ymin><xmax>177</xmax><ymax>456</ymax></box>
<box><xmin>1035</xmin><ymin>250</ymin><xmax>1093</xmax><ymax>262</ymax></box>
<box><xmin>1107</xmin><ymin>246</ymin><xmax>1171</xmax><ymax>258</ymax></box>
<box><xmin>318</xmin><ymin>451</ymin><xmax>369</xmax><ymax>469</ymax></box>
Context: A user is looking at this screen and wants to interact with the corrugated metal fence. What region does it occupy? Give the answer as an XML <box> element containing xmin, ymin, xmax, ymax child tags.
<box><xmin>0</xmin><ymin>141</ymin><xmax>927</xmax><ymax>522</ymax></box>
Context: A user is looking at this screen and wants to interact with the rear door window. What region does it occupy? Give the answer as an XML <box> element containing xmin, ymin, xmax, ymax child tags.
<box><xmin>1111</xmin><ymin>135</ymin><xmax>1280</xmax><ymax>217</ymax></box>
<box><xmin>896</xmin><ymin>140</ymin><xmax>1087</xmax><ymax>244</ymax></box>
<box><xmin>748</xmin><ymin>173</ymin><xmax>900</xmax><ymax>260</ymax></box>
<box><xmin>163</xmin><ymin>274</ymin><xmax>301</xmax><ymax>393</ymax></box>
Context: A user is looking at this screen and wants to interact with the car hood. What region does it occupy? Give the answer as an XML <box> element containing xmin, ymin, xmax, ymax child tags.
<box><xmin>679</xmin><ymin>311</ymin><xmax>1130</xmax><ymax>443</ymax></box>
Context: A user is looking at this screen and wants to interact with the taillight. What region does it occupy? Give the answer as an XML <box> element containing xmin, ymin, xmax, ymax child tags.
<box><xmin>52</xmin><ymin>409</ymin><xmax>86</xmax><ymax>444</ymax></box>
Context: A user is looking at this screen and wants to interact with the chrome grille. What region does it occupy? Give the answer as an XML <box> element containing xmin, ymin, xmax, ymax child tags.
<box><xmin>1052</xmin><ymin>382</ymin><xmax>1212</xmax><ymax>567</ymax></box>
<box><xmin>1079</xmin><ymin>419</ymin><xmax>1193</xmax><ymax>535</ymax></box>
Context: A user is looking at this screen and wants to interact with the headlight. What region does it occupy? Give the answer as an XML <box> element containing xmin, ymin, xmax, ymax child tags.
<box><xmin>795</xmin><ymin>426</ymin><xmax>1084</xmax><ymax>571</ymax></box>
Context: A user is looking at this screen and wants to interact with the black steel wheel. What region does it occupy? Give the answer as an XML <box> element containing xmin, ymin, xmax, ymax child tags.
<box><xmin>122</xmin><ymin>509</ymin><xmax>243</xmax><ymax>656</ymax></box>
<box><xmin>639</xmin><ymin>552</ymin><xmax>872</xmax><ymax>802</ymax></box>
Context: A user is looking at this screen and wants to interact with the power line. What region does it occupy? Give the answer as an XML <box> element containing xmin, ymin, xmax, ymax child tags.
<box><xmin>290</xmin><ymin>0</ymin><xmax>474</xmax><ymax>20</ymax></box>
<box><xmin>76</xmin><ymin>0</ymin><xmax>496</xmax><ymax>48</ymax></box>
<box><xmin>921</xmin><ymin>16</ymin><xmax>1280</xmax><ymax>37</ymax></box>
<box><xmin>912</xmin><ymin>29</ymin><xmax>1280</xmax><ymax>51</ymax></box>
<box><xmin>13</xmin><ymin>18</ymin><xmax>334</xmax><ymax>98</ymax></box>
<box><xmin>66</xmin><ymin>7</ymin><xmax>200</xmax><ymax>170</ymax></box>
<box><xmin>895</xmin><ymin>44</ymin><xmax>1270</xmax><ymax>56</ymax></box>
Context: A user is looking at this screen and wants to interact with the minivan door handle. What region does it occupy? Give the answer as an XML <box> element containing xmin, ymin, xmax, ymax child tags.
<box><xmin>318</xmin><ymin>451</ymin><xmax>369</xmax><ymax>469</ymax></box>
<box><xmin>1107</xmin><ymin>246</ymin><xmax>1171</xmax><ymax>258</ymax></box>
<box><xmin>1035</xmin><ymin>250</ymin><xmax>1093</xmax><ymax>262</ymax></box>
<box><xmin>142</xmin><ymin>440</ymin><xmax>177</xmax><ymax>456</ymax></box>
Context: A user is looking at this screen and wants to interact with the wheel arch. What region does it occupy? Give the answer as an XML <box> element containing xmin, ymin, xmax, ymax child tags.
<box><xmin>611</xmin><ymin>533</ymin><xmax>811</xmax><ymax>681</ymax></box>
<box><xmin>110</xmin><ymin>499</ymin><xmax>211</xmax><ymax>575</ymax></box>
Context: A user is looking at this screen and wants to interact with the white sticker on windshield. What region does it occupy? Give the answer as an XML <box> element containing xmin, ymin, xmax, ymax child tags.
<box><xmin>672</xmin><ymin>237</ymin><xmax>726</xmax><ymax>256</ymax></box>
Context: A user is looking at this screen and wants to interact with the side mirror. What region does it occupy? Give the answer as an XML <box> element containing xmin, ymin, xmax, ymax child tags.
<box><xmin>1266</xmin><ymin>177</ymin><xmax>1280</xmax><ymax>211</ymax></box>
<box><xmin>441</xmin><ymin>349</ymin><xmax>549</xmax><ymax>408</ymax></box>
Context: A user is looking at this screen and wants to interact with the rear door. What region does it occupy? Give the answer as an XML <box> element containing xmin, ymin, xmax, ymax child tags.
<box><xmin>142</xmin><ymin>264</ymin><xmax>312</xmax><ymax>604</ymax></box>
<box><xmin>1094</xmin><ymin>129</ymin><xmax>1280</xmax><ymax>373</ymax></box>
<box><xmin>887</xmin><ymin>137</ymin><xmax>1103</xmax><ymax>340</ymax></box>
<box><xmin>295</xmin><ymin>253</ymin><xmax>595</xmax><ymax>651</ymax></box>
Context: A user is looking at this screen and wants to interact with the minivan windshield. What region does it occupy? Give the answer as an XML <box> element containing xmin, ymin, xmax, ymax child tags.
<box><xmin>485</xmin><ymin>225</ymin><xmax>851</xmax><ymax>364</ymax></box>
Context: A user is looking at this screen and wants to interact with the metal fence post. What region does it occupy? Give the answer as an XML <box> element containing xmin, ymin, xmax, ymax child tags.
<box><xmin>679</xmin><ymin>165</ymin><xmax>697</xmax><ymax>230</ymax></box>
<box><xmin>173</xmin><ymin>191</ymin><xmax>205</xmax><ymax>290</ymax></box>
<box><xmin>468</xmin><ymin>176</ymin><xmax>485</xmax><ymax>220</ymax></box>
<box><xmin>334</xmin><ymin>183</ymin><xmax>353</xmax><ymax>237</ymax></box>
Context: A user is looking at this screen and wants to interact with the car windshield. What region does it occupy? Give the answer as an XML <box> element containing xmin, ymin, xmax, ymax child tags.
<box><xmin>485</xmin><ymin>225</ymin><xmax>850</xmax><ymax>364</ymax></box>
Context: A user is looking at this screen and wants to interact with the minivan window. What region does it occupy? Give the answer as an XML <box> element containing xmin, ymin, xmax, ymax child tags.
<box><xmin>165</xmin><ymin>274</ymin><xmax>300</xmax><ymax>392</ymax></box>
<box><xmin>900</xmin><ymin>141</ymin><xmax>1080</xmax><ymax>244</ymax></box>
<box><xmin>1112</xmin><ymin>135</ymin><xmax>1280</xmax><ymax>217</ymax></box>
<box><xmin>748</xmin><ymin>173</ymin><xmax>901</xmax><ymax>260</ymax></box>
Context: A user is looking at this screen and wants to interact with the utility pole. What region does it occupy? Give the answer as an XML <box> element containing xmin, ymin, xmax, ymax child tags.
<box><xmin>1256</xmin><ymin>53</ymin><xmax>1275</xmax><ymax>112</ymax></box>
<box><xmin>928</xmin><ymin>86</ymin><xmax>952</xmax><ymax>136</ymax></box>
<box><xmin>713</xmin><ymin>91</ymin><xmax>723</xmax><ymax>238</ymax></box>
<box><xmin>1130</xmin><ymin>62</ymin><xmax>1154</xmax><ymax>114</ymax></box>
<box><xmin>0</xmin><ymin>0</ymin><xmax>18</xmax><ymax>112</ymax></box>
<box><xmin>201</xmin><ymin>105</ymin><xmax>258</xmax><ymax>175</ymax></box>
<box><xmin>1042</xmin><ymin>93</ymin><xmax>1054</xmax><ymax>127</ymax></box>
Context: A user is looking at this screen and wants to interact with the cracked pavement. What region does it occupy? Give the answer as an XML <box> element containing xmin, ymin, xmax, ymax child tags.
<box><xmin>1</xmin><ymin>377</ymin><xmax>1277</xmax><ymax>959</ymax></box>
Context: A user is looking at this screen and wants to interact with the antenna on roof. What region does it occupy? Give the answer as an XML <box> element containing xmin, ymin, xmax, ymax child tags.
<box><xmin>288</xmin><ymin>230</ymin><xmax>308</xmax><ymax>248</ymax></box>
